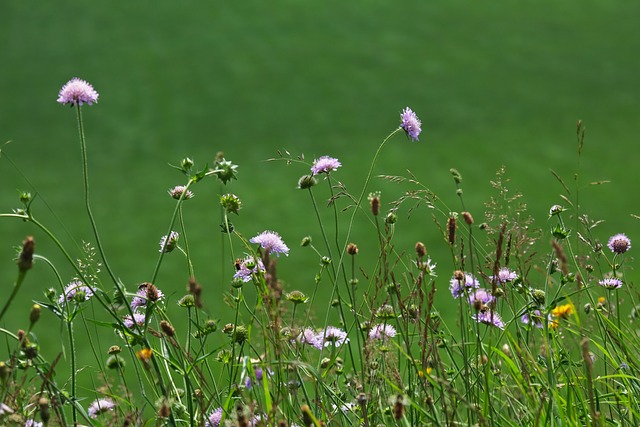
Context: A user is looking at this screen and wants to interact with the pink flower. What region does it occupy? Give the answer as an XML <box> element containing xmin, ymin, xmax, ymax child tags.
<box><xmin>57</xmin><ymin>78</ymin><xmax>99</xmax><ymax>106</ymax></box>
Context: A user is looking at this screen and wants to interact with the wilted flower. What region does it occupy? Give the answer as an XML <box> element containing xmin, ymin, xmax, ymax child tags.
<box><xmin>599</xmin><ymin>277</ymin><xmax>623</xmax><ymax>289</ymax></box>
<box><xmin>131</xmin><ymin>283</ymin><xmax>164</xmax><ymax>309</ymax></box>
<box><xmin>233</xmin><ymin>256</ymin><xmax>266</xmax><ymax>282</ymax></box>
<box><xmin>400</xmin><ymin>107</ymin><xmax>422</xmax><ymax>141</ymax></box>
<box><xmin>449</xmin><ymin>272</ymin><xmax>480</xmax><ymax>298</ymax></box>
<box><xmin>168</xmin><ymin>185</ymin><xmax>194</xmax><ymax>200</ymax></box>
<box><xmin>250</xmin><ymin>230</ymin><xmax>289</xmax><ymax>256</ymax></box>
<box><xmin>58</xmin><ymin>281</ymin><xmax>94</xmax><ymax>306</ymax></box>
<box><xmin>123</xmin><ymin>313</ymin><xmax>146</xmax><ymax>329</ymax></box>
<box><xmin>608</xmin><ymin>233</ymin><xmax>631</xmax><ymax>254</ymax></box>
<box><xmin>472</xmin><ymin>310</ymin><xmax>505</xmax><ymax>329</ymax></box>
<box><xmin>57</xmin><ymin>77</ymin><xmax>99</xmax><ymax>106</ymax></box>
<box><xmin>368</xmin><ymin>324</ymin><xmax>397</xmax><ymax>341</ymax></box>
<box><xmin>159</xmin><ymin>231</ymin><xmax>179</xmax><ymax>253</ymax></box>
<box><xmin>311</xmin><ymin>156</ymin><xmax>341</xmax><ymax>175</ymax></box>
<box><xmin>87</xmin><ymin>398</ymin><xmax>115</xmax><ymax>419</ymax></box>
<box><xmin>205</xmin><ymin>407</ymin><xmax>223</xmax><ymax>427</ymax></box>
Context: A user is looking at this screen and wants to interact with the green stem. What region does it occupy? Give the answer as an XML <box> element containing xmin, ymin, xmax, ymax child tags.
<box><xmin>0</xmin><ymin>270</ymin><xmax>27</xmax><ymax>323</ymax></box>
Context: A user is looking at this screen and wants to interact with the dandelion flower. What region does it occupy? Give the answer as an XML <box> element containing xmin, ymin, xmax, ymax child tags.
<box><xmin>551</xmin><ymin>303</ymin><xmax>573</xmax><ymax>320</ymax></box>
<box><xmin>608</xmin><ymin>233</ymin><xmax>631</xmax><ymax>254</ymax></box>
<box><xmin>57</xmin><ymin>77</ymin><xmax>99</xmax><ymax>106</ymax></box>
<box><xmin>87</xmin><ymin>398</ymin><xmax>115</xmax><ymax>419</ymax></box>
<box><xmin>250</xmin><ymin>230</ymin><xmax>289</xmax><ymax>256</ymax></box>
<box><xmin>310</xmin><ymin>156</ymin><xmax>341</xmax><ymax>175</ymax></box>
<box><xmin>400</xmin><ymin>107</ymin><xmax>422</xmax><ymax>141</ymax></box>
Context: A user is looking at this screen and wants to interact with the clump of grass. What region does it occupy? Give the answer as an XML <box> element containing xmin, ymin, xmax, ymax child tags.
<box><xmin>0</xmin><ymin>80</ymin><xmax>638</xmax><ymax>427</ymax></box>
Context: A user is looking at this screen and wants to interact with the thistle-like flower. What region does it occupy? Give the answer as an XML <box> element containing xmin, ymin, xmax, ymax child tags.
<box><xmin>400</xmin><ymin>107</ymin><xmax>421</xmax><ymax>141</ymax></box>
<box><xmin>131</xmin><ymin>283</ymin><xmax>164</xmax><ymax>309</ymax></box>
<box><xmin>368</xmin><ymin>323</ymin><xmax>397</xmax><ymax>341</ymax></box>
<box><xmin>205</xmin><ymin>407</ymin><xmax>223</xmax><ymax>427</ymax></box>
<box><xmin>449</xmin><ymin>272</ymin><xmax>480</xmax><ymax>298</ymax></box>
<box><xmin>233</xmin><ymin>256</ymin><xmax>266</xmax><ymax>282</ymax></box>
<box><xmin>310</xmin><ymin>156</ymin><xmax>341</xmax><ymax>175</ymax></box>
<box><xmin>87</xmin><ymin>398</ymin><xmax>115</xmax><ymax>419</ymax></box>
<box><xmin>58</xmin><ymin>281</ymin><xmax>95</xmax><ymax>306</ymax></box>
<box><xmin>123</xmin><ymin>313</ymin><xmax>146</xmax><ymax>329</ymax></box>
<box><xmin>608</xmin><ymin>233</ymin><xmax>631</xmax><ymax>254</ymax></box>
<box><xmin>599</xmin><ymin>277</ymin><xmax>623</xmax><ymax>289</ymax></box>
<box><xmin>250</xmin><ymin>230</ymin><xmax>289</xmax><ymax>256</ymax></box>
<box><xmin>57</xmin><ymin>77</ymin><xmax>99</xmax><ymax>106</ymax></box>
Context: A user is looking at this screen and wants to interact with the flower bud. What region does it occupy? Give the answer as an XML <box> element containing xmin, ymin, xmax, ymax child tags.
<box><xmin>300</xmin><ymin>236</ymin><xmax>312</xmax><ymax>247</ymax></box>
<box><xmin>18</xmin><ymin>236</ymin><xmax>34</xmax><ymax>272</ymax></box>
<box><xmin>106</xmin><ymin>355</ymin><xmax>126</xmax><ymax>369</ymax></box>
<box><xmin>297</xmin><ymin>174</ymin><xmax>317</xmax><ymax>189</ymax></box>
<box><xmin>415</xmin><ymin>242</ymin><xmax>426</xmax><ymax>258</ymax></box>
<box><xmin>29</xmin><ymin>304</ymin><xmax>41</xmax><ymax>324</ymax></box>
<box><xmin>462</xmin><ymin>211</ymin><xmax>474</xmax><ymax>225</ymax></box>
<box><xmin>347</xmin><ymin>243</ymin><xmax>359</xmax><ymax>255</ymax></box>
<box><xmin>220</xmin><ymin>194</ymin><xmax>242</xmax><ymax>215</ymax></box>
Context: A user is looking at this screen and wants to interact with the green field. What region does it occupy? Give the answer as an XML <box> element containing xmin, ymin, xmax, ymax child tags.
<box><xmin>2</xmin><ymin>1</ymin><xmax>640</xmax><ymax>391</ymax></box>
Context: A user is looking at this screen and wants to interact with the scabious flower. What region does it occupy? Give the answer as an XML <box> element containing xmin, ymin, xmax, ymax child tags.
<box><xmin>468</xmin><ymin>289</ymin><xmax>495</xmax><ymax>307</ymax></box>
<box><xmin>25</xmin><ymin>420</ymin><xmax>43</xmax><ymax>427</ymax></box>
<box><xmin>58</xmin><ymin>281</ymin><xmax>94</xmax><ymax>306</ymax></box>
<box><xmin>57</xmin><ymin>77</ymin><xmax>99</xmax><ymax>106</ymax></box>
<box><xmin>131</xmin><ymin>283</ymin><xmax>164</xmax><ymax>309</ymax></box>
<box><xmin>168</xmin><ymin>185</ymin><xmax>194</xmax><ymax>200</ymax></box>
<box><xmin>205</xmin><ymin>407</ymin><xmax>223</xmax><ymax>427</ymax></box>
<box><xmin>521</xmin><ymin>310</ymin><xmax>547</xmax><ymax>329</ymax></box>
<box><xmin>123</xmin><ymin>313</ymin><xmax>146</xmax><ymax>329</ymax></box>
<box><xmin>449</xmin><ymin>272</ymin><xmax>480</xmax><ymax>298</ymax></box>
<box><xmin>245</xmin><ymin>367</ymin><xmax>271</xmax><ymax>389</ymax></box>
<box><xmin>250</xmin><ymin>230</ymin><xmax>289</xmax><ymax>256</ymax></box>
<box><xmin>233</xmin><ymin>256</ymin><xmax>266</xmax><ymax>282</ymax></box>
<box><xmin>299</xmin><ymin>328</ymin><xmax>323</xmax><ymax>350</ymax></box>
<box><xmin>87</xmin><ymin>398</ymin><xmax>115</xmax><ymax>419</ymax></box>
<box><xmin>159</xmin><ymin>231</ymin><xmax>179</xmax><ymax>253</ymax></box>
<box><xmin>599</xmin><ymin>277</ymin><xmax>623</xmax><ymax>289</ymax></box>
<box><xmin>608</xmin><ymin>233</ymin><xmax>631</xmax><ymax>254</ymax></box>
<box><xmin>320</xmin><ymin>326</ymin><xmax>350</xmax><ymax>347</ymax></box>
<box><xmin>310</xmin><ymin>156</ymin><xmax>341</xmax><ymax>175</ymax></box>
<box><xmin>472</xmin><ymin>310</ymin><xmax>505</xmax><ymax>329</ymax></box>
<box><xmin>400</xmin><ymin>107</ymin><xmax>422</xmax><ymax>141</ymax></box>
<box><xmin>491</xmin><ymin>267</ymin><xmax>517</xmax><ymax>284</ymax></box>
<box><xmin>369</xmin><ymin>324</ymin><xmax>397</xmax><ymax>341</ymax></box>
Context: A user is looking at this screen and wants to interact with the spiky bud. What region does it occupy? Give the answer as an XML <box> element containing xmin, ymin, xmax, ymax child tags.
<box><xmin>297</xmin><ymin>174</ymin><xmax>318</xmax><ymax>189</ymax></box>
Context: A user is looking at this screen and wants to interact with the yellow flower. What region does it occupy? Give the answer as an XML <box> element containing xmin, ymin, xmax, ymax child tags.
<box><xmin>551</xmin><ymin>303</ymin><xmax>573</xmax><ymax>320</ymax></box>
<box><xmin>598</xmin><ymin>296</ymin><xmax>606</xmax><ymax>304</ymax></box>
<box><xmin>136</xmin><ymin>348</ymin><xmax>153</xmax><ymax>363</ymax></box>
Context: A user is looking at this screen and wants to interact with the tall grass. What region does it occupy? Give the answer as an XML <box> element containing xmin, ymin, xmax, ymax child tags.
<box><xmin>1</xmin><ymin>81</ymin><xmax>639</xmax><ymax>427</ymax></box>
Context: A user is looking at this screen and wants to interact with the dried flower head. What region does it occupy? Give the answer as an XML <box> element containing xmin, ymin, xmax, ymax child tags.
<box><xmin>400</xmin><ymin>107</ymin><xmax>422</xmax><ymax>141</ymax></box>
<box><xmin>132</xmin><ymin>282</ymin><xmax>164</xmax><ymax>309</ymax></box>
<box><xmin>250</xmin><ymin>230</ymin><xmax>290</xmax><ymax>256</ymax></box>
<box><xmin>18</xmin><ymin>236</ymin><xmax>34</xmax><ymax>272</ymax></box>
<box><xmin>608</xmin><ymin>233</ymin><xmax>631</xmax><ymax>254</ymax></box>
<box><xmin>57</xmin><ymin>77</ymin><xmax>99</xmax><ymax>106</ymax></box>
<box><xmin>311</xmin><ymin>156</ymin><xmax>342</xmax><ymax>175</ymax></box>
<box><xmin>347</xmin><ymin>243</ymin><xmax>359</xmax><ymax>255</ymax></box>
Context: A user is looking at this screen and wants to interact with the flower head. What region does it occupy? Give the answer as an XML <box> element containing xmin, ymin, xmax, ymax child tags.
<box><xmin>87</xmin><ymin>398</ymin><xmax>115</xmax><ymax>419</ymax></box>
<box><xmin>320</xmin><ymin>326</ymin><xmax>350</xmax><ymax>347</ymax></box>
<box><xmin>233</xmin><ymin>256</ymin><xmax>266</xmax><ymax>282</ymax></box>
<box><xmin>57</xmin><ymin>77</ymin><xmax>99</xmax><ymax>106</ymax></box>
<box><xmin>468</xmin><ymin>288</ymin><xmax>495</xmax><ymax>307</ymax></box>
<box><xmin>250</xmin><ymin>230</ymin><xmax>289</xmax><ymax>256</ymax></box>
<box><xmin>551</xmin><ymin>303</ymin><xmax>574</xmax><ymax>320</ymax></box>
<box><xmin>159</xmin><ymin>231</ymin><xmax>179</xmax><ymax>253</ymax></box>
<box><xmin>608</xmin><ymin>233</ymin><xmax>631</xmax><ymax>254</ymax></box>
<box><xmin>58</xmin><ymin>281</ymin><xmax>94</xmax><ymax>306</ymax></box>
<box><xmin>400</xmin><ymin>107</ymin><xmax>422</xmax><ymax>141</ymax></box>
<box><xmin>521</xmin><ymin>310</ymin><xmax>547</xmax><ymax>329</ymax></box>
<box><xmin>449</xmin><ymin>272</ymin><xmax>480</xmax><ymax>298</ymax></box>
<box><xmin>472</xmin><ymin>310</ymin><xmax>505</xmax><ymax>329</ymax></box>
<box><xmin>299</xmin><ymin>328</ymin><xmax>323</xmax><ymax>349</ymax></box>
<box><xmin>168</xmin><ymin>185</ymin><xmax>194</xmax><ymax>200</ymax></box>
<box><xmin>491</xmin><ymin>267</ymin><xmax>517</xmax><ymax>284</ymax></box>
<box><xmin>131</xmin><ymin>283</ymin><xmax>164</xmax><ymax>309</ymax></box>
<box><xmin>205</xmin><ymin>407</ymin><xmax>223</xmax><ymax>427</ymax></box>
<box><xmin>369</xmin><ymin>323</ymin><xmax>397</xmax><ymax>341</ymax></box>
<box><xmin>599</xmin><ymin>277</ymin><xmax>623</xmax><ymax>290</ymax></box>
<box><xmin>25</xmin><ymin>420</ymin><xmax>43</xmax><ymax>427</ymax></box>
<box><xmin>123</xmin><ymin>313</ymin><xmax>146</xmax><ymax>329</ymax></box>
<box><xmin>311</xmin><ymin>156</ymin><xmax>341</xmax><ymax>175</ymax></box>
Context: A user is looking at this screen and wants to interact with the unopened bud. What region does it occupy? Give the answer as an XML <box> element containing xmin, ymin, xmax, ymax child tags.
<box><xmin>462</xmin><ymin>211</ymin><xmax>474</xmax><ymax>225</ymax></box>
<box><xmin>30</xmin><ymin>304</ymin><xmax>41</xmax><ymax>324</ymax></box>
<box><xmin>18</xmin><ymin>236</ymin><xmax>34</xmax><ymax>272</ymax></box>
<box><xmin>368</xmin><ymin>192</ymin><xmax>381</xmax><ymax>216</ymax></box>
<box><xmin>346</xmin><ymin>243</ymin><xmax>359</xmax><ymax>255</ymax></box>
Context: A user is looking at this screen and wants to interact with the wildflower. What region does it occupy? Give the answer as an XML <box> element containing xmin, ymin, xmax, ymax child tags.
<box><xmin>400</xmin><ymin>107</ymin><xmax>422</xmax><ymax>141</ymax></box>
<box><xmin>375</xmin><ymin>304</ymin><xmax>396</xmax><ymax>320</ymax></box>
<box><xmin>608</xmin><ymin>233</ymin><xmax>631</xmax><ymax>254</ymax></box>
<box><xmin>297</xmin><ymin>174</ymin><xmax>317</xmax><ymax>189</ymax></box>
<box><xmin>58</xmin><ymin>281</ymin><xmax>94</xmax><ymax>306</ymax></box>
<box><xmin>0</xmin><ymin>402</ymin><xmax>13</xmax><ymax>415</ymax></box>
<box><xmin>310</xmin><ymin>156</ymin><xmax>341</xmax><ymax>175</ymax></box>
<box><xmin>25</xmin><ymin>420</ymin><xmax>43</xmax><ymax>427</ymax></box>
<box><xmin>213</xmin><ymin>157</ymin><xmax>238</xmax><ymax>184</ymax></box>
<box><xmin>131</xmin><ymin>282</ymin><xmax>164</xmax><ymax>309</ymax></box>
<box><xmin>551</xmin><ymin>303</ymin><xmax>573</xmax><ymax>320</ymax></box>
<box><xmin>491</xmin><ymin>267</ymin><xmax>517</xmax><ymax>284</ymax></box>
<box><xmin>87</xmin><ymin>398</ymin><xmax>115</xmax><ymax>418</ymax></box>
<box><xmin>369</xmin><ymin>192</ymin><xmax>381</xmax><ymax>216</ymax></box>
<box><xmin>299</xmin><ymin>328</ymin><xmax>323</xmax><ymax>350</ymax></box>
<box><xmin>233</xmin><ymin>256</ymin><xmax>266</xmax><ymax>282</ymax></box>
<box><xmin>123</xmin><ymin>313</ymin><xmax>146</xmax><ymax>329</ymax></box>
<box><xmin>472</xmin><ymin>310</ymin><xmax>505</xmax><ymax>329</ymax></box>
<box><xmin>549</xmin><ymin>205</ymin><xmax>565</xmax><ymax>216</ymax></box>
<box><xmin>521</xmin><ymin>310</ymin><xmax>547</xmax><ymax>329</ymax></box>
<box><xmin>245</xmin><ymin>367</ymin><xmax>271</xmax><ymax>389</ymax></box>
<box><xmin>449</xmin><ymin>272</ymin><xmax>480</xmax><ymax>298</ymax></box>
<box><xmin>347</xmin><ymin>243</ymin><xmax>359</xmax><ymax>255</ymax></box>
<box><xmin>205</xmin><ymin>407</ymin><xmax>223</xmax><ymax>427</ymax></box>
<box><xmin>220</xmin><ymin>193</ymin><xmax>242</xmax><ymax>215</ymax></box>
<box><xmin>250</xmin><ymin>230</ymin><xmax>289</xmax><ymax>256</ymax></box>
<box><xmin>320</xmin><ymin>326</ymin><xmax>350</xmax><ymax>347</ymax></box>
<box><xmin>136</xmin><ymin>348</ymin><xmax>153</xmax><ymax>363</ymax></box>
<box><xmin>286</xmin><ymin>290</ymin><xmax>309</xmax><ymax>304</ymax></box>
<box><xmin>599</xmin><ymin>277</ymin><xmax>623</xmax><ymax>289</ymax></box>
<box><xmin>168</xmin><ymin>185</ymin><xmax>194</xmax><ymax>200</ymax></box>
<box><xmin>18</xmin><ymin>235</ymin><xmax>34</xmax><ymax>272</ymax></box>
<box><xmin>369</xmin><ymin>324</ymin><xmax>397</xmax><ymax>341</ymax></box>
<box><xmin>468</xmin><ymin>289</ymin><xmax>495</xmax><ymax>308</ymax></box>
<box><xmin>57</xmin><ymin>77</ymin><xmax>99</xmax><ymax>106</ymax></box>
<box><xmin>159</xmin><ymin>231</ymin><xmax>179</xmax><ymax>253</ymax></box>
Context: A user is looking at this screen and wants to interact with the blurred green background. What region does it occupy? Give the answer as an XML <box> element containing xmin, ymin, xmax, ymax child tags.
<box><xmin>2</xmin><ymin>0</ymin><xmax>639</xmax><ymax>392</ymax></box>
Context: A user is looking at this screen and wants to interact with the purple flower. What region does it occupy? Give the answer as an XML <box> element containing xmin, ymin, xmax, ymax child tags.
<box><xmin>87</xmin><ymin>398</ymin><xmax>115</xmax><ymax>419</ymax></box>
<box><xmin>320</xmin><ymin>326</ymin><xmax>349</xmax><ymax>347</ymax></box>
<box><xmin>123</xmin><ymin>313</ymin><xmax>146</xmax><ymax>329</ymax></box>
<box><xmin>608</xmin><ymin>233</ymin><xmax>631</xmax><ymax>254</ymax></box>
<box><xmin>299</xmin><ymin>328</ymin><xmax>323</xmax><ymax>350</ymax></box>
<box><xmin>368</xmin><ymin>323</ymin><xmax>397</xmax><ymax>341</ymax></box>
<box><xmin>400</xmin><ymin>107</ymin><xmax>422</xmax><ymax>141</ymax></box>
<box><xmin>245</xmin><ymin>367</ymin><xmax>271</xmax><ymax>389</ymax></box>
<box><xmin>168</xmin><ymin>185</ymin><xmax>194</xmax><ymax>200</ymax></box>
<box><xmin>57</xmin><ymin>77</ymin><xmax>99</xmax><ymax>106</ymax></box>
<box><xmin>205</xmin><ymin>407</ymin><xmax>223</xmax><ymax>427</ymax></box>
<box><xmin>250</xmin><ymin>230</ymin><xmax>289</xmax><ymax>256</ymax></box>
<box><xmin>131</xmin><ymin>283</ymin><xmax>164</xmax><ymax>309</ymax></box>
<box><xmin>310</xmin><ymin>156</ymin><xmax>341</xmax><ymax>175</ymax></box>
<box><xmin>491</xmin><ymin>267</ymin><xmax>517</xmax><ymax>284</ymax></box>
<box><xmin>159</xmin><ymin>231</ymin><xmax>179</xmax><ymax>253</ymax></box>
<box><xmin>25</xmin><ymin>420</ymin><xmax>43</xmax><ymax>427</ymax></box>
<box><xmin>233</xmin><ymin>256</ymin><xmax>266</xmax><ymax>282</ymax></box>
<box><xmin>599</xmin><ymin>277</ymin><xmax>623</xmax><ymax>290</ymax></box>
<box><xmin>468</xmin><ymin>289</ymin><xmax>495</xmax><ymax>306</ymax></box>
<box><xmin>521</xmin><ymin>310</ymin><xmax>546</xmax><ymax>329</ymax></box>
<box><xmin>450</xmin><ymin>273</ymin><xmax>480</xmax><ymax>298</ymax></box>
<box><xmin>58</xmin><ymin>281</ymin><xmax>95</xmax><ymax>306</ymax></box>
<box><xmin>472</xmin><ymin>310</ymin><xmax>505</xmax><ymax>329</ymax></box>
